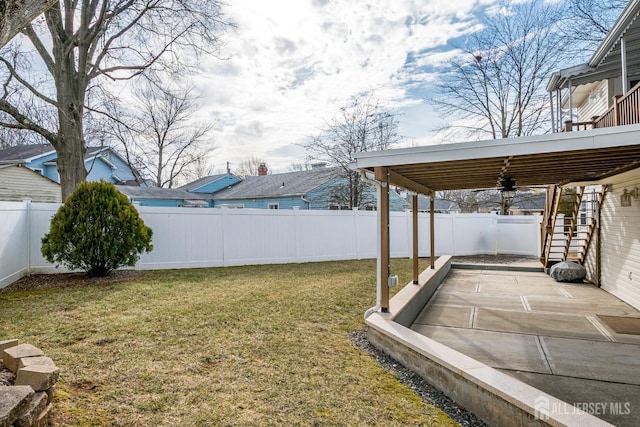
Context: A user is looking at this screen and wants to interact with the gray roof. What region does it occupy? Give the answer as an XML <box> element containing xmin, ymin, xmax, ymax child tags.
<box><xmin>408</xmin><ymin>195</ymin><xmax>460</xmax><ymax>211</ymax></box>
<box><xmin>116</xmin><ymin>185</ymin><xmax>211</xmax><ymax>201</ymax></box>
<box><xmin>511</xmin><ymin>192</ymin><xmax>545</xmax><ymax>210</ymax></box>
<box><xmin>0</xmin><ymin>144</ymin><xmax>56</xmax><ymax>162</ymax></box>
<box><xmin>214</xmin><ymin>167</ymin><xmax>342</xmax><ymax>200</ymax></box>
<box><xmin>0</xmin><ymin>143</ymin><xmax>122</xmax><ymax>163</ymax></box>
<box><xmin>178</xmin><ymin>173</ymin><xmax>229</xmax><ymax>192</ymax></box>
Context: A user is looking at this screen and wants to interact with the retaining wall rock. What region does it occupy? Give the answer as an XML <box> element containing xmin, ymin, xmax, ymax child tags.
<box><xmin>0</xmin><ymin>341</ymin><xmax>58</xmax><ymax>427</ymax></box>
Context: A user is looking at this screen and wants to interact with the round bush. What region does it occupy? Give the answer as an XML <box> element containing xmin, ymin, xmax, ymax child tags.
<box><xmin>41</xmin><ymin>181</ymin><xmax>153</xmax><ymax>277</ymax></box>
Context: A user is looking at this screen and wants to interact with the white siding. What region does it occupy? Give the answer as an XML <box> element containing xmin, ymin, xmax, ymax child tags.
<box><xmin>598</xmin><ymin>169</ymin><xmax>640</xmax><ymax>309</ymax></box>
<box><xmin>576</xmin><ymin>80</ymin><xmax>609</xmax><ymax>123</ymax></box>
<box><xmin>0</xmin><ymin>166</ymin><xmax>61</xmax><ymax>203</ymax></box>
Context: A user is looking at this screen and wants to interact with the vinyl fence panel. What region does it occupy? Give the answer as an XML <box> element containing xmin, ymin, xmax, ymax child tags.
<box><xmin>0</xmin><ymin>201</ymin><xmax>542</xmax><ymax>288</ymax></box>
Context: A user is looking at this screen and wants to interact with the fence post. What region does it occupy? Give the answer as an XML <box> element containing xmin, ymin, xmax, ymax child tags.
<box><xmin>293</xmin><ymin>206</ymin><xmax>300</xmax><ymax>263</ymax></box>
<box><xmin>352</xmin><ymin>207</ymin><xmax>360</xmax><ymax>260</ymax></box>
<box><xmin>22</xmin><ymin>199</ymin><xmax>32</xmax><ymax>274</ymax></box>
<box><xmin>221</xmin><ymin>206</ymin><xmax>229</xmax><ymax>267</ymax></box>
<box><xmin>450</xmin><ymin>214</ymin><xmax>456</xmax><ymax>256</ymax></box>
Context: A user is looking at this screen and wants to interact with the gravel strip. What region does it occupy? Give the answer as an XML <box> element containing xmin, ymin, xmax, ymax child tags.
<box><xmin>351</xmin><ymin>329</ymin><xmax>487</xmax><ymax>427</ymax></box>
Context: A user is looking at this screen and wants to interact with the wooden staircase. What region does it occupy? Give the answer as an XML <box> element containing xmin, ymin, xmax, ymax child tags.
<box><xmin>541</xmin><ymin>185</ymin><xmax>607</xmax><ymax>268</ymax></box>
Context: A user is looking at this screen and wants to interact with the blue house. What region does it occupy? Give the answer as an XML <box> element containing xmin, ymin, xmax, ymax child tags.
<box><xmin>0</xmin><ymin>143</ymin><xmax>142</xmax><ymax>185</ymax></box>
<box><xmin>115</xmin><ymin>185</ymin><xmax>213</xmax><ymax>207</ymax></box>
<box><xmin>178</xmin><ymin>173</ymin><xmax>241</xmax><ymax>194</ymax></box>
<box><xmin>211</xmin><ymin>165</ymin><xmax>409</xmax><ymax>211</ymax></box>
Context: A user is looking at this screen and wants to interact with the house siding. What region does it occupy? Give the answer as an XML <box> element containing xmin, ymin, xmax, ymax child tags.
<box><xmin>591</xmin><ymin>169</ymin><xmax>640</xmax><ymax>309</ymax></box>
<box><xmin>576</xmin><ymin>80</ymin><xmax>609</xmax><ymax>123</ymax></box>
<box><xmin>86</xmin><ymin>152</ymin><xmax>138</xmax><ymax>183</ymax></box>
<box><xmin>305</xmin><ymin>178</ymin><xmax>408</xmax><ymax>211</ymax></box>
<box><xmin>25</xmin><ymin>151</ymin><xmax>58</xmax><ymax>181</ymax></box>
<box><xmin>135</xmin><ymin>199</ymin><xmax>182</xmax><ymax>207</ymax></box>
<box><xmin>214</xmin><ymin>196</ymin><xmax>307</xmax><ymax>210</ymax></box>
<box><xmin>0</xmin><ymin>166</ymin><xmax>61</xmax><ymax>202</ymax></box>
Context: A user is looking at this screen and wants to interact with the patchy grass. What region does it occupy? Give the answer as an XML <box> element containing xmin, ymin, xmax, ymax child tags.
<box><xmin>0</xmin><ymin>259</ymin><xmax>458</xmax><ymax>426</ymax></box>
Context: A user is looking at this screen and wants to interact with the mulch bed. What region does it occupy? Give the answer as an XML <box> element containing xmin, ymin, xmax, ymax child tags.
<box><xmin>0</xmin><ymin>270</ymin><xmax>142</xmax><ymax>294</ymax></box>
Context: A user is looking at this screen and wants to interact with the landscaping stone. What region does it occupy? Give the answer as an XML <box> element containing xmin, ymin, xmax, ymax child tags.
<box><xmin>15</xmin><ymin>365</ymin><xmax>59</xmax><ymax>391</ymax></box>
<box><xmin>3</xmin><ymin>344</ymin><xmax>44</xmax><ymax>373</ymax></box>
<box><xmin>14</xmin><ymin>392</ymin><xmax>47</xmax><ymax>427</ymax></box>
<box><xmin>33</xmin><ymin>404</ymin><xmax>52</xmax><ymax>427</ymax></box>
<box><xmin>45</xmin><ymin>385</ymin><xmax>56</xmax><ymax>404</ymax></box>
<box><xmin>0</xmin><ymin>340</ymin><xmax>58</xmax><ymax>427</ymax></box>
<box><xmin>0</xmin><ymin>340</ymin><xmax>18</xmax><ymax>353</ymax></box>
<box><xmin>18</xmin><ymin>356</ymin><xmax>55</xmax><ymax>369</ymax></box>
<box><xmin>0</xmin><ymin>385</ymin><xmax>34</xmax><ymax>427</ymax></box>
<box><xmin>550</xmin><ymin>261</ymin><xmax>586</xmax><ymax>283</ymax></box>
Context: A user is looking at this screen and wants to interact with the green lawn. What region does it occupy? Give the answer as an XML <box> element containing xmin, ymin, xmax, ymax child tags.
<box><xmin>0</xmin><ymin>259</ymin><xmax>458</xmax><ymax>426</ymax></box>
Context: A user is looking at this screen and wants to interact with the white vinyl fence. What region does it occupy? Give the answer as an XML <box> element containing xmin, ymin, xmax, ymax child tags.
<box><xmin>0</xmin><ymin>201</ymin><xmax>542</xmax><ymax>288</ymax></box>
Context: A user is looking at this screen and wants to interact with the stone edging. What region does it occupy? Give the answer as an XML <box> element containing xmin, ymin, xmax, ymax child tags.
<box><xmin>0</xmin><ymin>340</ymin><xmax>59</xmax><ymax>427</ymax></box>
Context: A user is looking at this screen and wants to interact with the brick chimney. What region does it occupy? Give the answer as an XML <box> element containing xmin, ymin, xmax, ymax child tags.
<box><xmin>258</xmin><ymin>163</ymin><xmax>268</xmax><ymax>176</ymax></box>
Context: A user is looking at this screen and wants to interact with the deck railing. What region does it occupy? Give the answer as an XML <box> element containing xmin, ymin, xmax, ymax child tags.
<box><xmin>562</xmin><ymin>81</ymin><xmax>640</xmax><ymax>131</ymax></box>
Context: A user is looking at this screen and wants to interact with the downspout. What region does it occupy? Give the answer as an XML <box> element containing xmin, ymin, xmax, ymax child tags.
<box><xmin>361</xmin><ymin>170</ymin><xmax>385</xmax><ymax>319</ymax></box>
<box><xmin>300</xmin><ymin>195</ymin><xmax>311</xmax><ymax>209</ymax></box>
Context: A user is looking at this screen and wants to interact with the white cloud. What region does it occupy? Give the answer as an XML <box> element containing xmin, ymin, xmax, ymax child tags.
<box><xmin>196</xmin><ymin>0</ymin><xmax>497</xmax><ymax>173</ymax></box>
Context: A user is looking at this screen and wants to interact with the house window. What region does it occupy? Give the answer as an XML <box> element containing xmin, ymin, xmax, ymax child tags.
<box><xmin>268</xmin><ymin>203</ymin><xmax>279</xmax><ymax>210</ymax></box>
<box><xmin>218</xmin><ymin>204</ymin><xmax>244</xmax><ymax>209</ymax></box>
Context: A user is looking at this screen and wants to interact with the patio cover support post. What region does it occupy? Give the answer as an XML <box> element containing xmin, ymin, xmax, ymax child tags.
<box><xmin>549</xmin><ymin>91</ymin><xmax>555</xmax><ymax>133</ymax></box>
<box><xmin>374</xmin><ymin>166</ymin><xmax>390</xmax><ymax>312</ymax></box>
<box><xmin>568</xmin><ymin>80</ymin><xmax>573</xmax><ymax>125</ymax></box>
<box><xmin>622</xmin><ymin>36</ymin><xmax>628</xmax><ymax>93</ymax></box>
<box><xmin>413</xmin><ymin>194</ymin><xmax>419</xmax><ymax>284</ymax></box>
<box><xmin>556</xmin><ymin>89</ymin><xmax>562</xmax><ymax>131</ymax></box>
<box><xmin>430</xmin><ymin>192</ymin><xmax>435</xmax><ymax>270</ymax></box>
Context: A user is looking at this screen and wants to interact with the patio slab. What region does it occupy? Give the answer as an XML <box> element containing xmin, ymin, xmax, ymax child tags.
<box><xmin>411</xmin><ymin>325</ymin><xmax>552</xmax><ymax>374</ymax></box>
<box><xmin>411</xmin><ymin>264</ymin><xmax>640</xmax><ymax>426</ymax></box>
<box><xmin>473</xmin><ymin>308</ymin><xmax>607</xmax><ymax>340</ymax></box>
<box><xmin>502</xmin><ymin>371</ymin><xmax>640</xmax><ymax>427</ymax></box>
<box><xmin>429</xmin><ymin>292</ymin><xmax>525</xmax><ymax>311</ymax></box>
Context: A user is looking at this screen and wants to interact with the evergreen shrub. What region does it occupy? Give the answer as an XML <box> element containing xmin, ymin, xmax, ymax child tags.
<box><xmin>42</xmin><ymin>181</ymin><xmax>153</xmax><ymax>277</ymax></box>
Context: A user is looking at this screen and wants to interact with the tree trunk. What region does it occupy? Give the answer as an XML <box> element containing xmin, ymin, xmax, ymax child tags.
<box><xmin>0</xmin><ymin>0</ymin><xmax>57</xmax><ymax>47</ymax></box>
<box><xmin>45</xmin><ymin>3</ymin><xmax>88</xmax><ymax>200</ymax></box>
<box><xmin>55</xmin><ymin>95</ymin><xmax>87</xmax><ymax>199</ymax></box>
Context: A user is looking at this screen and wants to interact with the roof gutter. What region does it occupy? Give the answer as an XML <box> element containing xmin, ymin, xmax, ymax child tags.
<box><xmin>589</xmin><ymin>0</ymin><xmax>640</xmax><ymax>67</ymax></box>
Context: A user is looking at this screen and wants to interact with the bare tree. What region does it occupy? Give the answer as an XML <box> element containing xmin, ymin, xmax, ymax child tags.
<box><xmin>432</xmin><ymin>0</ymin><xmax>567</xmax><ymax>140</ymax></box>
<box><xmin>288</xmin><ymin>161</ymin><xmax>312</xmax><ymax>172</ymax></box>
<box><xmin>438</xmin><ymin>190</ymin><xmax>498</xmax><ymax>214</ymax></box>
<box><xmin>0</xmin><ymin>1</ymin><xmax>229</xmax><ymax>198</ymax></box>
<box><xmin>0</xmin><ymin>0</ymin><xmax>56</xmax><ymax>47</ymax></box>
<box><xmin>234</xmin><ymin>156</ymin><xmax>268</xmax><ymax>178</ymax></box>
<box><xmin>561</xmin><ymin>0</ymin><xmax>627</xmax><ymax>49</ymax></box>
<box><xmin>304</xmin><ymin>94</ymin><xmax>401</xmax><ymax>208</ymax></box>
<box><xmin>109</xmin><ymin>80</ymin><xmax>214</xmax><ymax>188</ymax></box>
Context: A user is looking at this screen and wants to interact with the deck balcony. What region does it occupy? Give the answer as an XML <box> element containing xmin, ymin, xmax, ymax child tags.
<box><xmin>563</xmin><ymin>81</ymin><xmax>640</xmax><ymax>132</ymax></box>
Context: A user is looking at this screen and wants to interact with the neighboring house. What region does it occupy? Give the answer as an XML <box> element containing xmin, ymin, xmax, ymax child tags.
<box><xmin>405</xmin><ymin>194</ymin><xmax>461</xmax><ymax>214</ymax></box>
<box><xmin>178</xmin><ymin>173</ymin><xmax>241</xmax><ymax>194</ymax></box>
<box><xmin>211</xmin><ymin>165</ymin><xmax>409</xmax><ymax>211</ymax></box>
<box><xmin>0</xmin><ymin>143</ymin><xmax>142</xmax><ymax>185</ymax></box>
<box><xmin>508</xmin><ymin>192</ymin><xmax>545</xmax><ymax>215</ymax></box>
<box><xmin>0</xmin><ymin>165</ymin><xmax>61</xmax><ymax>202</ymax></box>
<box><xmin>116</xmin><ymin>185</ymin><xmax>212</xmax><ymax>207</ymax></box>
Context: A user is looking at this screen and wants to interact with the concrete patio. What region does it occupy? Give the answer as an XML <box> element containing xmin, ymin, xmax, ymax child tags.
<box><xmin>411</xmin><ymin>262</ymin><xmax>640</xmax><ymax>426</ymax></box>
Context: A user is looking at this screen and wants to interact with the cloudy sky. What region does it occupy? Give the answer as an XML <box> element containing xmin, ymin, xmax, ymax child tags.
<box><xmin>194</xmin><ymin>0</ymin><xmax>515</xmax><ymax>173</ymax></box>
